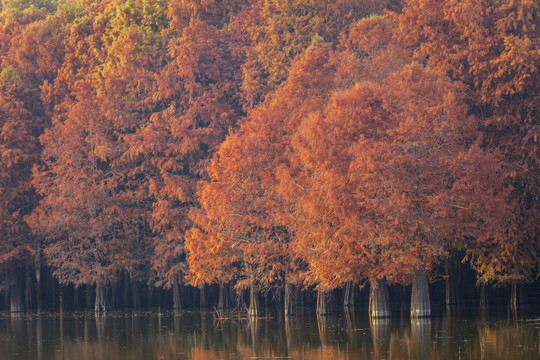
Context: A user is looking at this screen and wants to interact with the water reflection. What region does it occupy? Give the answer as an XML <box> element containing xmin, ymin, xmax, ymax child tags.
<box><xmin>370</xmin><ymin>317</ymin><xmax>391</xmax><ymax>358</ymax></box>
<box><xmin>0</xmin><ymin>307</ymin><xmax>538</xmax><ymax>360</ymax></box>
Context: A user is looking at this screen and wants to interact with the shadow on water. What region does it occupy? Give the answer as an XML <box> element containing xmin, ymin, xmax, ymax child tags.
<box><xmin>0</xmin><ymin>305</ymin><xmax>538</xmax><ymax>359</ymax></box>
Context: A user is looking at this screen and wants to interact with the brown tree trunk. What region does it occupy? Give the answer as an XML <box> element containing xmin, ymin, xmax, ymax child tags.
<box><xmin>518</xmin><ymin>283</ymin><xmax>525</xmax><ymax>304</ymax></box>
<box><xmin>218</xmin><ymin>283</ymin><xmax>231</xmax><ymax>310</ymax></box>
<box><xmin>50</xmin><ymin>278</ymin><xmax>56</xmax><ymax>309</ymax></box>
<box><xmin>131</xmin><ymin>277</ymin><xmax>140</xmax><ymax>310</ymax></box>
<box><xmin>248</xmin><ymin>282</ymin><xmax>260</xmax><ymax>317</ymax></box>
<box><xmin>59</xmin><ymin>285</ymin><xmax>64</xmax><ymax>313</ymax></box>
<box><xmin>284</xmin><ymin>281</ymin><xmax>296</xmax><ymax>316</ymax></box>
<box><xmin>35</xmin><ymin>277</ymin><xmax>41</xmax><ymax>314</ymax></box>
<box><xmin>510</xmin><ymin>280</ymin><xmax>517</xmax><ymax>308</ymax></box>
<box><xmin>110</xmin><ymin>282</ymin><xmax>118</xmax><ymax>309</ymax></box>
<box><xmin>94</xmin><ymin>284</ymin><xmax>110</xmax><ymax>312</ymax></box>
<box><xmin>123</xmin><ymin>272</ymin><xmax>129</xmax><ymax>308</ymax></box>
<box><xmin>411</xmin><ymin>269</ymin><xmax>431</xmax><ymax>318</ymax></box>
<box><xmin>172</xmin><ymin>282</ymin><xmax>181</xmax><ymax>311</ymax></box>
<box><xmin>199</xmin><ymin>285</ymin><xmax>207</xmax><ymax>308</ymax></box>
<box><xmin>25</xmin><ymin>265</ymin><xmax>34</xmax><ymax>311</ymax></box>
<box><xmin>10</xmin><ymin>271</ymin><xmax>24</xmax><ymax>313</ymax></box>
<box><xmin>369</xmin><ymin>278</ymin><xmax>391</xmax><ymax>318</ymax></box>
<box><xmin>35</xmin><ymin>250</ymin><xmax>41</xmax><ymax>313</ymax></box>
<box><xmin>444</xmin><ymin>259</ymin><xmax>459</xmax><ymax>306</ymax></box>
<box><xmin>74</xmin><ymin>286</ymin><xmax>79</xmax><ymax>310</ymax></box>
<box><xmin>148</xmin><ymin>284</ymin><xmax>153</xmax><ymax>308</ymax></box>
<box><xmin>295</xmin><ymin>290</ymin><xmax>303</xmax><ymax>307</ymax></box>
<box><xmin>479</xmin><ymin>282</ymin><xmax>488</xmax><ymax>308</ymax></box>
<box><xmin>85</xmin><ymin>285</ymin><xmax>92</xmax><ymax>310</ymax></box>
<box><xmin>344</xmin><ymin>282</ymin><xmax>355</xmax><ymax>307</ymax></box>
<box><xmin>316</xmin><ymin>289</ymin><xmax>335</xmax><ymax>316</ymax></box>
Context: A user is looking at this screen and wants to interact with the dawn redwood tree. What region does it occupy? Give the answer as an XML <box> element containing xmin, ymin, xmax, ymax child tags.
<box><xmin>30</xmin><ymin>0</ymin><xmax>168</xmax><ymax>311</ymax></box>
<box><xmin>265</xmin><ymin>13</ymin><xmax>512</xmax><ymax>317</ymax></box>
<box><xmin>125</xmin><ymin>9</ymin><xmax>246</xmax><ymax>309</ymax></box>
<box><xmin>0</xmin><ymin>5</ymin><xmax>62</xmax><ymax>311</ymax></box>
<box><xmin>0</xmin><ymin>77</ymin><xmax>39</xmax><ymax>312</ymax></box>
<box><xmin>288</xmin><ymin>64</ymin><xmax>510</xmax><ymax>317</ymax></box>
<box><xmin>396</xmin><ymin>0</ymin><xmax>539</xmax><ymax>298</ymax></box>
<box><xmin>186</xmin><ymin>41</ymin><xmax>338</xmax><ymax>316</ymax></box>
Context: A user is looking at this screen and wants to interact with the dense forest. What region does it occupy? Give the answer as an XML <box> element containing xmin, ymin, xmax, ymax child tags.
<box><xmin>0</xmin><ymin>0</ymin><xmax>538</xmax><ymax>316</ymax></box>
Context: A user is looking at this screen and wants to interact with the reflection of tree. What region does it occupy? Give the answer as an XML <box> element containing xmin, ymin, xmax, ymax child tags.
<box><xmin>1</xmin><ymin>313</ymin><xmax>539</xmax><ymax>359</ymax></box>
<box><xmin>370</xmin><ymin>317</ymin><xmax>391</xmax><ymax>358</ymax></box>
<box><xmin>317</xmin><ymin>315</ymin><xmax>341</xmax><ymax>349</ymax></box>
<box><xmin>95</xmin><ymin>313</ymin><xmax>107</xmax><ymax>351</ymax></box>
<box><xmin>247</xmin><ymin>318</ymin><xmax>260</xmax><ymax>353</ymax></box>
<box><xmin>285</xmin><ymin>315</ymin><xmax>294</xmax><ymax>353</ymax></box>
<box><xmin>411</xmin><ymin>318</ymin><xmax>431</xmax><ymax>360</ymax></box>
<box><xmin>344</xmin><ymin>307</ymin><xmax>359</xmax><ymax>337</ymax></box>
<box><xmin>37</xmin><ymin>316</ymin><xmax>43</xmax><ymax>360</ymax></box>
<box><xmin>317</xmin><ymin>315</ymin><xmax>328</xmax><ymax>348</ymax></box>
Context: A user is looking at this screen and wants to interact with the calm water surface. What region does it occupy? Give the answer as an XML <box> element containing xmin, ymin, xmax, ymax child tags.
<box><xmin>0</xmin><ymin>307</ymin><xmax>538</xmax><ymax>359</ymax></box>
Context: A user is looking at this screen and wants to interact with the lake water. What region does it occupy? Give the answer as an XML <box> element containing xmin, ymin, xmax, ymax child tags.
<box><xmin>0</xmin><ymin>306</ymin><xmax>538</xmax><ymax>359</ymax></box>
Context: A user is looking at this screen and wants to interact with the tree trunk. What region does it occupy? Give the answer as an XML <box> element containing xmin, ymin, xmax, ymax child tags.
<box><xmin>35</xmin><ymin>279</ymin><xmax>41</xmax><ymax>313</ymax></box>
<box><xmin>284</xmin><ymin>282</ymin><xmax>296</xmax><ymax>316</ymax></box>
<box><xmin>248</xmin><ymin>282</ymin><xmax>260</xmax><ymax>317</ymax></box>
<box><xmin>297</xmin><ymin>289</ymin><xmax>305</xmax><ymax>306</ymax></box>
<box><xmin>85</xmin><ymin>285</ymin><xmax>92</xmax><ymax>310</ymax></box>
<box><xmin>199</xmin><ymin>285</ymin><xmax>207</xmax><ymax>308</ymax></box>
<box><xmin>94</xmin><ymin>284</ymin><xmax>110</xmax><ymax>312</ymax></box>
<box><xmin>444</xmin><ymin>259</ymin><xmax>459</xmax><ymax>306</ymax></box>
<box><xmin>510</xmin><ymin>280</ymin><xmax>517</xmax><ymax>308</ymax></box>
<box><xmin>59</xmin><ymin>285</ymin><xmax>64</xmax><ymax>313</ymax></box>
<box><xmin>74</xmin><ymin>286</ymin><xmax>79</xmax><ymax>310</ymax></box>
<box><xmin>518</xmin><ymin>283</ymin><xmax>525</xmax><ymax>304</ymax></box>
<box><xmin>148</xmin><ymin>284</ymin><xmax>153</xmax><ymax>308</ymax></box>
<box><xmin>10</xmin><ymin>271</ymin><xmax>24</xmax><ymax>313</ymax></box>
<box><xmin>110</xmin><ymin>282</ymin><xmax>118</xmax><ymax>309</ymax></box>
<box><xmin>411</xmin><ymin>269</ymin><xmax>431</xmax><ymax>318</ymax></box>
<box><xmin>479</xmin><ymin>282</ymin><xmax>488</xmax><ymax>308</ymax></box>
<box><xmin>218</xmin><ymin>283</ymin><xmax>231</xmax><ymax>310</ymax></box>
<box><xmin>316</xmin><ymin>289</ymin><xmax>335</xmax><ymax>316</ymax></box>
<box><xmin>172</xmin><ymin>282</ymin><xmax>181</xmax><ymax>311</ymax></box>
<box><xmin>35</xmin><ymin>250</ymin><xmax>41</xmax><ymax>313</ymax></box>
<box><xmin>50</xmin><ymin>277</ymin><xmax>57</xmax><ymax>309</ymax></box>
<box><xmin>123</xmin><ymin>272</ymin><xmax>129</xmax><ymax>309</ymax></box>
<box><xmin>369</xmin><ymin>278</ymin><xmax>391</xmax><ymax>318</ymax></box>
<box><xmin>131</xmin><ymin>277</ymin><xmax>140</xmax><ymax>310</ymax></box>
<box><xmin>25</xmin><ymin>265</ymin><xmax>34</xmax><ymax>311</ymax></box>
<box><xmin>344</xmin><ymin>282</ymin><xmax>355</xmax><ymax>307</ymax></box>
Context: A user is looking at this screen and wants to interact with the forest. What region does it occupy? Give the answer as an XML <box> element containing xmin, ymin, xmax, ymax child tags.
<box><xmin>0</xmin><ymin>0</ymin><xmax>538</xmax><ymax>317</ymax></box>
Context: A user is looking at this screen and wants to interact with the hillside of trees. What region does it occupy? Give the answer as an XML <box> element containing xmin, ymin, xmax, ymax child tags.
<box><xmin>0</xmin><ymin>0</ymin><xmax>538</xmax><ymax>316</ymax></box>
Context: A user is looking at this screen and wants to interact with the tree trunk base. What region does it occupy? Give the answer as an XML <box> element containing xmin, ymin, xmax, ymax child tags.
<box><xmin>369</xmin><ymin>278</ymin><xmax>391</xmax><ymax>318</ymax></box>
<box><xmin>218</xmin><ymin>283</ymin><xmax>232</xmax><ymax>311</ymax></box>
<box><xmin>172</xmin><ymin>282</ymin><xmax>181</xmax><ymax>311</ymax></box>
<box><xmin>94</xmin><ymin>285</ymin><xmax>110</xmax><ymax>312</ymax></box>
<box><xmin>445</xmin><ymin>259</ymin><xmax>459</xmax><ymax>306</ymax></box>
<box><xmin>199</xmin><ymin>285</ymin><xmax>207</xmax><ymax>308</ymax></box>
<box><xmin>411</xmin><ymin>269</ymin><xmax>431</xmax><ymax>318</ymax></box>
<box><xmin>510</xmin><ymin>280</ymin><xmax>517</xmax><ymax>308</ymax></box>
<box><xmin>248</xmin><ymin>284</ymin><xmax>260</xmax><ymax>317</ymax></box>
<box><xmin>316</xmin><ymin>289</ymin><xmax>335</xmax><ymax>316</ymax></box>
<box><xmin>284</xmin><ymin>282</ymin><xmax>296</xmax><ymax>316</ymax></box>
<box><xmin>10</xmin><ymin>271</ymin><xmax>24</xmax><ymax>313</ymax></box>
<box><xmin>479</xmin><ymin>282</ymin><xmax>488</xmax><ymax>308</ymax></box>
<box><xmin>344</xmin><ymin>282</ymin><xmax>355</xmax><ymax>307</ymax></box>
